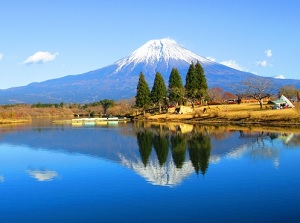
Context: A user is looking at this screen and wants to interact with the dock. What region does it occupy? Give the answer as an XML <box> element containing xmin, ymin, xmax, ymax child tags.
<box><xmin>53</xmin><ymin>117</ymin><xmax>128</xmax><ymax>126</ymax></box>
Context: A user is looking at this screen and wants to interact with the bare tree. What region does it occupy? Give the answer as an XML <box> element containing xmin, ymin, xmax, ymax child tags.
<box><xmin>222</xmin><ymin>91</ymin><xmax>238</xmax><ymax>102</ymax></box>
<box><xmin>279</xmin><ymin>85</ymin><xmax>297</xmax><ymax>99</ymax></box>
<box><xmin>208</xmin><ymin>87</ymin><xmax>224</xmax><ymax>103</ymax></box>
<box><xmin>237</xmin><ymin>76</ymin><xmax>274</xmax><ymax>109</ymax></box>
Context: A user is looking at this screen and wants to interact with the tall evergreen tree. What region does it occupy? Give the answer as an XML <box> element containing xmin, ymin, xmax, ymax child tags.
<box><xmin>150</xmin><ymin>72</ymin><xmax>167</xmax><ymax>113</ymax></box>
<box><xmin>168</xmin><ymin>68</ymin><xmax>184</xmax><ymax>105</ymax></box>
<box><xmin>195</xmin><ymin>61</ymin><xmax>208</xmax><ymax>103</ymax></box>
<box><xmin>136</xmin><ymin>72</ymin><xmax>151</xmax><ymax>114</ymax></box>
<box><xmin>185</xmin><ymin>61</ymin><xmax>208</xmax><ymax>106</ymax></box>
<box><xmin>185</xmin><ymin>61</ymin><xmax>198</xmax><ymax>103</ymax></box>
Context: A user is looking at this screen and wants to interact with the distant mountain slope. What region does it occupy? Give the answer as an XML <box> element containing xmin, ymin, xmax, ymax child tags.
<box><xmin>0</xmin><ymin>39</ymin><xmax>299</xmax><ymax>104</ymax></box>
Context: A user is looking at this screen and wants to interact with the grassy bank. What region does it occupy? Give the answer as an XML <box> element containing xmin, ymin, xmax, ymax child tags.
<box><xmin>146</xmin><ymin>103</ymin><xmax>300</xmax><ymax>125</ymax></box>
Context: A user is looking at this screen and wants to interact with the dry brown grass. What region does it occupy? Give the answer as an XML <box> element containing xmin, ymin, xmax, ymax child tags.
<box><xmin>0</xmin><ymin>104</ymin><xmax>74</xmax><ymax>123</ymax></box>
<box><xmin>147</xmin><ymin>103</ymin><xmax>300</xmax><ymax>124</ymax></box>
<box><xmin>210</xmin><ymin>104</ymin><xmax>299</xmax><ymax>122</ymax></box>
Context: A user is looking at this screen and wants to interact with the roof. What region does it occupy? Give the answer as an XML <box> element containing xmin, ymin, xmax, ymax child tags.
<box><xmin>268</xmin><ymin>95</ymin><xmax>295</xmax><ymax>108</ymax></box>
<box><xmin>269</xmin><ymin>99</ymin><xmax>286</xmax><ymax>105</ymax></box>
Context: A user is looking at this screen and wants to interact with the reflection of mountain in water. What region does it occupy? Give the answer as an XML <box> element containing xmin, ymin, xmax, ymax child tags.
<box><xmin>119</xmin><ymin>154</ymin><xmax>194</xmax><ymax>187</ymax></box>
<box><xmin>0</xmin><ymin>122</ymin><xmax>299</xmax><ymax>186</ymax></box>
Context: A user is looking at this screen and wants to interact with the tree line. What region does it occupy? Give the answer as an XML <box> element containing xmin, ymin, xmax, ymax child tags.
<box><xmin>135</xmin><ymin>61</ymin><xmax>208</xmax><ymax>113</ymax></box>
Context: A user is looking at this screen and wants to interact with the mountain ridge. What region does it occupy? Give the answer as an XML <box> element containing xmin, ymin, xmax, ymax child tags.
<box><xmin>1</xmin><ymin>39</ymin><xmax>300</xmax><ymax>104</ymax></box>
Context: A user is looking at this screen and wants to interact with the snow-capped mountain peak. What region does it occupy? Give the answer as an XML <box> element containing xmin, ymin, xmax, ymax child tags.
<box><xmin>115</xmin><ymin>38</ymin><xmax>213</xmax><ymax>72</ymax></box>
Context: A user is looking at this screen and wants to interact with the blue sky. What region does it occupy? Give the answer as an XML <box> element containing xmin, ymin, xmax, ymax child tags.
<box><xmin>0</xmin><ymin>0</ymin><xmax>299</xmax><ymax>89</ymax></box>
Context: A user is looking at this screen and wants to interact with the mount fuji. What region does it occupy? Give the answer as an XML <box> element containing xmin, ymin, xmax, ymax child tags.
<box><xmin>1</xmin><ymin>39</ymin><xmax>299</xmax><ymax>104</ymax></box>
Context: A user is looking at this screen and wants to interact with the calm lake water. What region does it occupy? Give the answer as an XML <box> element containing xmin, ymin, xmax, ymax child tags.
<box><xmin>0</xmin><ymin>119</ymin><xmax>300</xmax><ymax>223</ymax></box>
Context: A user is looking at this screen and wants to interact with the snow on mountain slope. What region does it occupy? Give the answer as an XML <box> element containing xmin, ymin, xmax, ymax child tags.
<box><xmin>115</xmin><ymin>39</ymin><xmax>214</xmax><ymax>73</ymax></box>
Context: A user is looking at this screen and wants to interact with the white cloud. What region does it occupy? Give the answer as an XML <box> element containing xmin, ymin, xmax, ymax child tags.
<box><xmin>256</xmin><ymin>60</ymin><xmax>268</xmax><ymax>67</ymax></box>
<box><xmin>265</xmin><ymin>49</ymin><xmax>272</xmax><ymax>57</ymax></box>
<box><xmin>23</xmin><ymin>51</ymin><xmax>58</xmax><ymax>64</ymax></box>
<box><xmin>274</xmin><ymin>75</ymin><xmax>285</xmax><ymax>79</ymax></box>
<box><xmin>220</xmin><ymin>60</ymin><xmax>245</xmax><ymax>71</ymax></box>
<box><xmin>206</xmin><ymin>56</ymin><xmax>216</xmax><ymax>62</ymax></box>
<box><xmin>0</xmin><ymin>53</ymin><xmax>3</xmax><ymax>61</ymax></box>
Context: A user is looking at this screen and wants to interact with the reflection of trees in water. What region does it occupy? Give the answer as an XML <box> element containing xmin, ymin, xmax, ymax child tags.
<box><xmin>188</xmin><ymin>134</ymin><xmax>211</xmax><ymax>175</ymax></box>
<box><xmin>239</xmin><ymin>131</ymin><xmax>279</xmax><ymax>161</ymax></box>
<box><xmin>288</xmin><ymin>135</ymin><xmax>300</xmax><ymax>147</ymax></box>
<box><xmin>195</xmin><ymin>125</ymin><xmax>232</xmax><ymax>140</ymax></box>
<box><xmin>134</xmin><ymin>122</ymin><xmax>300</xmax><ymax>174</ymax></box>
<box><xmin>153</xmin><ymin>134</ymin><xmax>169</xmax><ymax>167</ymax></box>
<box><xmin>135</xmin><ymin>122</ymin><xmax>212</xmax><ymax>175</ymax></box>
<box><xmin>171</xmin><ymin>135</ymin><xmax>187</xmax><ymax>169</ymax></box>
<box><xmin>239</xmin><ymin>130</ymin><xmax>300</xmax><ymax>151</ymax></box>
<box><xmin>239</xmin><ymin>130</ymin><xmax>300</xmax><ymax>147</ymax></box>
<box><xmin>137</xmin><ymin>131</ymin><xmax>153</xmax><ymax>167</ymax></box>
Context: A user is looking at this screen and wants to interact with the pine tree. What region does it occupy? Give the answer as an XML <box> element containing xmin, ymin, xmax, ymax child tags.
<box><xmin>150</xmin><ymin>72</ymin><xmax>167</xmax><ymax>113</ymax></box>
<box><xmin>185</xmin><ymin>61</ymin><xmax>198</xmax><ymax>103</ymax></box>
<box><xmin>185</xmin><ymin>61</ymin><xmax>208</xmax><ymax>106</ymax></box>
<box><xmin>135</xmin><ymin>72</ymin><xmax>150</xmax><ymax>113</ymax></box>
<box><xmin>195</xmin><ymin>60</ymin><xmax>208</xmax><ymax>104</ymax></box>
<box><xmin>168</xmin><ymin>68</ymin><xmax>184</xmax><ymax>105</ymax></box>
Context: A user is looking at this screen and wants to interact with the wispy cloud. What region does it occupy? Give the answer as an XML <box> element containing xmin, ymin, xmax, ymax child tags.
<box><xmin>220</xmin><ymin>60</ymin><xmax>246</xmax><ymax>71</ymax></box>
<box><xmin>274</xmin><ymin>75</ymin><xmax>285</xmax><ymax>79</ymax></box>
<box><xmin>0</xmin><ymin>53</ymin><xmax>3</xmax><ymax>61</ymax></box>
<box><xmin>256</xmin><ymin>60</ymin><xmax>268</xmax><ymax>67</ymax></box>
<box><xmin>206</xmin><ymin>57</ymin><xmax>247</xmax><ymax>72</ymax></box>
<box><xmin>255</xmin><ymin>49</ymin><xmax>273</xmax><ymax>67</ymax></box>
<box><xmin>23</xmin><ymin>51</ymin><xmax>58</xmax><ymax>65</ymax></box>
<box><xmin>265</xmin><ymin>49</ymin><xmax>272</xmax><ymax>57</ymax></box>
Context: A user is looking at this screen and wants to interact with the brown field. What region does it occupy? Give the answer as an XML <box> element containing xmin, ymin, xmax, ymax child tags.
<box><xmin>146</xmin><ymin>102</ymin><xmax>300</xmax><ymax>125</ymax></box>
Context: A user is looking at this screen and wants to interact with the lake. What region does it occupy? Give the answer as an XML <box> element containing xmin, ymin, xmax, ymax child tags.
<box><xmin>0</xmin><ymin>119</ymin><xmax>300</xmax><ymax>223</ymax></box>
